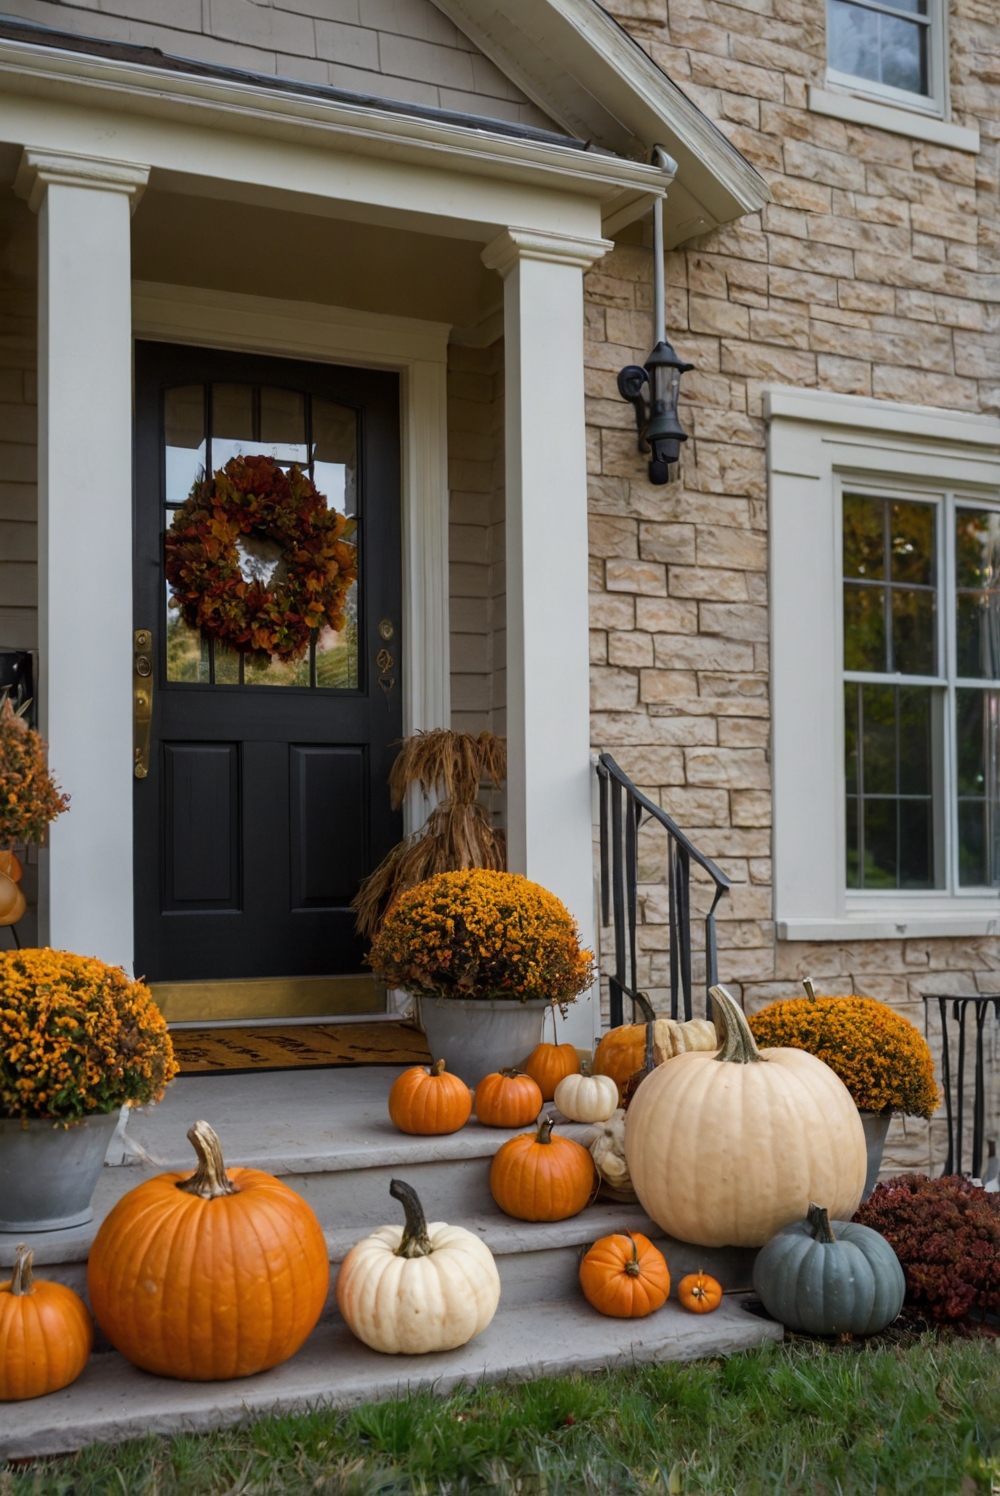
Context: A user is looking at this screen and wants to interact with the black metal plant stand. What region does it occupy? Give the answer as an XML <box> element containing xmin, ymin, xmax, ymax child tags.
<box><xmin>923</xmin><ymin>994</ymin><xmax>1000</xmax><ymax>1179</ymax></box>
<box><xmin>597</xmin><ymin>753</ymin><xmax>731</xmax><ymax>1025</ymax></box>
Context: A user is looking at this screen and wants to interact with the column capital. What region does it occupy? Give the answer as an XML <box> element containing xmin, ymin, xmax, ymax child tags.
<box><xmin>14</xmin><ymin>147</ymin><xmax>150</xmax><ymax>215</ymax></box>
<box><xmin>481</xmin><ymin>226</ymin><xmax>613</xmax><ymax>277</ymax></box>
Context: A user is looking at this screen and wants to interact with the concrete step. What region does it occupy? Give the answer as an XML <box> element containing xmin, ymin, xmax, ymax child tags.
<box><xmin>0</xmin><ymin>1294</ymin><xmax>784</xmax><ymax>1461</ymax></box>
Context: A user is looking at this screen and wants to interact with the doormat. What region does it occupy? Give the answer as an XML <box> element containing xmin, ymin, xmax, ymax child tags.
<box><xmin>171</xmin><ymin>1021</ymin><xmax>431</xmax><ymax>1075</ymax></box>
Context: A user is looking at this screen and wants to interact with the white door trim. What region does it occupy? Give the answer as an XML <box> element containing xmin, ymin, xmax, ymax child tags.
<box><xmin>132</xmin><ymin>281</ymin><xmax>452</xmax><ymax>771</ymax></box>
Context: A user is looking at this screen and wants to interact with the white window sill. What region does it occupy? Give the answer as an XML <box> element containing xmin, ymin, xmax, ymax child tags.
<box><xmin>779</xmin><ymin>905</ymin><xmax>1000</xmax><ymax>941</ymax></box>
<box><xmin>808</xmin><ymin>86</ymin><xmax>980</xmax><ymax>154</ymax></box>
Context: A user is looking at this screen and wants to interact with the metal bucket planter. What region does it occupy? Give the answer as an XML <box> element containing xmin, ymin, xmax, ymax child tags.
<box><xmin>0</xmin><ymin>1111</ymin><xmax>120</xmax><ymax>1231</ymax></box>
<box><xmin>858</xmin><ymin>1106</ymin><xmax>893</xmax><ymax>1203</ymax></box>
<box><xmin>416</xmin><ymin>996</ymin><xmax>549</xmax><ymax>1088</ymax></box>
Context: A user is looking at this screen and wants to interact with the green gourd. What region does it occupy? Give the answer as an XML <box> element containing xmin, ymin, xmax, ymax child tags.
<box><xmin>752</xmin><ymin>1202</ymin><xmax>905</xmax><ymax>1336</ymax></box>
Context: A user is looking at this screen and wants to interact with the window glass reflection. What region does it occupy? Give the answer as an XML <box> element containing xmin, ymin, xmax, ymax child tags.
<box><xmin>164</xmin><ymin>385</ymin><xmax>206</xmax><ymax>504</ymax></box>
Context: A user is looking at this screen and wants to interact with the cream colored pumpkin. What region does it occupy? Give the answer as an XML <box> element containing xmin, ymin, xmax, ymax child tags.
<box><xmin>624</xmin><ymin>985</ymin><xmax>867</xmax><ymax>1249</ymax></box>
<box><xmin>554</xmin><ymin>1071</ymin><xmax>618</xmax><ymax>1124</ymax></box>
<box><xmin>336</xmin><ymin>1179</ymin><xmax>500</xmax><ymax>1354</ymax></box>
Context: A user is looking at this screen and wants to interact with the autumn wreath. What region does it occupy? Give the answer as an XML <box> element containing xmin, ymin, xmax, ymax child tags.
<box><xmin>165</xmin><ymin>454</ymin><xmax>358</xmax><ymax>663</ymax></box>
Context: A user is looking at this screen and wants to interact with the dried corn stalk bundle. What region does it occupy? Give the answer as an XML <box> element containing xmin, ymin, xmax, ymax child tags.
<box><xmin>353</xmin><ymin>730</ymin><xmax>506</xmax><ymax>939</ymax></box>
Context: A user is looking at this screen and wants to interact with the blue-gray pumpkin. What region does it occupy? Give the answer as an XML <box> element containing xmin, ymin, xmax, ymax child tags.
<box><xmin>753</xmin><ymin>1202</ymin><xmax>905</xmax><ymax>1336</ymax></box>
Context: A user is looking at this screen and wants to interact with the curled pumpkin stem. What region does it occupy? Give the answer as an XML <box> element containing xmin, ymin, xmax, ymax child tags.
<box><xmin>391</xmin><ymin>1178</ymin><xmax>434</xmax><ymax>1258</ymax></box>
<box><xmin>807</xmin><ymin>1202</ymin><xmax>836</xmax><ymax>1242</ymax></box>
<box><xmin>10</xmin><ymin>1243</ymin><xmax>33</xmax><ymax>1296</ymax></box>
<box><xmin>710</xmin><ymin>985</ymin><xmax>763</xmax><ymax>1065</ymax></box>
<box><xmin>177</xmin><ymin>1120</ymin><xmax>238</xmax><ymax>1199</ymax></box>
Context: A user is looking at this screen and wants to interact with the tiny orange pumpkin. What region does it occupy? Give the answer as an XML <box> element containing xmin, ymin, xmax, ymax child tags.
<box><xmin>579</xmin><ymin>1231</ymin><xmax>670</xmax><ymax>1319</ymax></box>
<box><xmin>0</xmin><ymin>1245</ymin><xmax>93</xmax><ymax>1401</ymax></box>
<box><xmin>474</xmin><ymin>1069</ymin><xmax>543</xmax><ymax>1129</ymax></box>
<box><xmin>678</xmin><ymin>1271</ymin><xmax>723</xmax><ymax>1314</ymax></box>
<box><xmin>523</xmin><ymin>1041</ymin><xmax>580</xmax><ymax>1101</ymax></box>
<box><xmin>490</xmin><ymin>1116</ymin><xmax>595</xmax><ymax>1222</ymax></box>
<box><xmin>388</xmin><ymin>1059</ymin><xmax>472</xmax><ymax>1135</ymax></box>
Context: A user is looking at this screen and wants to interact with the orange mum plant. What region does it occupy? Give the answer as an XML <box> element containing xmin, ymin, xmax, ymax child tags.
<box><xmin>0</xmin><ymin>949</ymin><xmax>177</xmax><ymax>1123</ymax></box>
<box><xmin>0</xmin><ymin>695</ymin><xmax>69</xmax><ymax>847</ymax></box>
<box><xmin>747</xmin><ymin>983</ymin><xmax>939</xmax><ymax>1119</ymax></box>
<box><xmin>368</xmin><ymin>869</ymin><xmax>595</xmax><ymax>1007</ymax></box>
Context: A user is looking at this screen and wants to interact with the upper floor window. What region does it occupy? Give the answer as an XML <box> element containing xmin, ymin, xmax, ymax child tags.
<box><xmin>826</xmin><ymin>0</ymin><xmax>946</xmax><ymax>116</ymax></box>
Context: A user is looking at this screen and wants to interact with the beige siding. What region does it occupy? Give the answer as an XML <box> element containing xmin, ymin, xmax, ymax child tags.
<box><xmin>2</xmin><ymin>0</ymin><xmax>560</xmax><ymax>128</ymax></box>
<box><xmin>448</xmin><ymin>339</ymin><xmax>505</xmax><ymax>740</ymax></box>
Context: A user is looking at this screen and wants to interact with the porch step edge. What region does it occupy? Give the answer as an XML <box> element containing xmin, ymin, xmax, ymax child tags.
<box><xmin>0</xmin><ymin>1296</ymin><xmax>783</xmax><ymax>1461</ymax></box>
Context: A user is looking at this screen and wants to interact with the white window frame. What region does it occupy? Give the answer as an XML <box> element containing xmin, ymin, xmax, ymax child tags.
<box><xmin>824</xmin><ymin>0</ymin><xmax>948</xmax><ymax>120</ymax></box>
<box><xmin>766</xmin><ymin>387</ymin><xmax>1000</xmax><ymax>942</ymax></box>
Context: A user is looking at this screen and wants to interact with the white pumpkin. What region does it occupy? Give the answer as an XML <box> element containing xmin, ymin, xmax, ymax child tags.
<box><xmin>624</xmin><ymin>985</ymin><xmax>867</xmax><ymax>1249</ymax></box>
<box><xmin>554</xmin><ymin>1071</ymin><xmax>618</xmax><ymax>1124</ymax></box>
<box><xmin>336</xmin><ymin>1179</ymin><xmax>500</xmax><ymax>1354</ymax></box>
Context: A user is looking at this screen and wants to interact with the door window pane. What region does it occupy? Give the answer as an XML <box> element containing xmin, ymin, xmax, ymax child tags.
<box><xmin>164</xmin><ymin>385</ymin><xmax>206</xmax><ymax>505</ymax></box>
<box><xmin>956</xmin><ymin>688</ymin><xmax>1000</xmax><ymax>887</ymax></box>
<box><xmin>844</xmin><ymin>682</ymin><xmax>935</xmax><ymax>889</ymax></box>
<box><xmin>164</xmin><ymin>382</ymin><xmax>360</xmax><ymax>690</ymax></box>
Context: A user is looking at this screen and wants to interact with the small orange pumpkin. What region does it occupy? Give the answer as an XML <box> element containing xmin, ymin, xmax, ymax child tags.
<box><xmin>523</xmin><ymin>1041</ymin><xmax>580</xmax><ymax>1101</ymax></box>
<box><xmin>490</xmin><ymin>1117</ymin><xmax>595</xmax><ymax>1221</ymax></box>
<box><xmin>579</xmin><ymin>1231</ymin><xmax>670</xmax><ymax>1319</ymax></box>
<box><xmin>88</xmin><ymin>1120</ymin><xmax>330</xmax><ymax>1381</ymax></box>
<box><xmin>474</xmin><ymin>1068</ymin><xmax>542</xmax><ymax>1128</ymax></box>
<box><xmin>678</xmin><ymin>1271</ymin><xmax>723</xmax><ymax>1314</ymax></box>
<box><xmin>388</xmin><ymin>1059</ymin><xmax>472</xmax><ymax>1135</ymax></box>
<box><xmin>0</xmin><ymin>851</ymin><xmax>22</xmax><ymax>882</ymax></box>
<box><xmin>0</xmin><ymin>872</ymin><xmax>25</xmax><ymax>926</ymax></box>
<box><xmin>0</xmin><ymin>1244</ymin><xmax>93</xmax><ymax>1401</ymax></box>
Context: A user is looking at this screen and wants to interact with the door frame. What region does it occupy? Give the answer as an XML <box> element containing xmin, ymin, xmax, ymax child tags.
<box><xmin>132</xmin><ymin>279</ymin><xmax>451</xmax><ymax>844</ymax></box>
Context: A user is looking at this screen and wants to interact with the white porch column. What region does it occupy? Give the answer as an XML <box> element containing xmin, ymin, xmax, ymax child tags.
<box><xmin>482</xmin><ymin>227</ymin><xmax>611</xmax><ymax>1048</ymax></box>
<box><xmin>15</xmin><ymin>149</ymin><xmax>149</xmax><ymax>971</ymax></box>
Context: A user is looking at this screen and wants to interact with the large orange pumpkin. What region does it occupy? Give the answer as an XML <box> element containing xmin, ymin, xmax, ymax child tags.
<box><xmin>490</xmin><ymin>1117</ymin><xmax>595</xmax><ymax>1221</ymax></box>
<box><xmin>523</xmin><ymin>1042</ymin><xmax>579</xmax><ymax>1101</ymax></box>
<box><xmin>474</xmin><ymin>1069</ymin><xmax>542</xmax><ymax>1128</ymax></box>
<box><xmin>88</xmin><ymin>1120</ymin><xmax>329</xmax><ymax>1381</ymax></box>
<box><xmin>579</xmin><ymin>1231</ymin><xmax>670</xmax><ymax>1319</ymax></box>
<box><xmin>388</xmin><ymin>1059</ymin><xmax>471</xmax><ymax>1135</ymax></box>
<box><xmin>0</xmin><ymin>1245</ymin><xmax>93</xmax><ymax>1401</ymax></box>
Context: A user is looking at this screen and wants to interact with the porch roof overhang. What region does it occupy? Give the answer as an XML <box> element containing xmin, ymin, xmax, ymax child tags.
<box><xmin>0</xmin><ymin>2</ymin><xmax>767</xmax><ymax>245</ymax></box>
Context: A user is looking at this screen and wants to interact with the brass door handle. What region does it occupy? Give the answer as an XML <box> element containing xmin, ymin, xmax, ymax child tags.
<box><xmin>134</xmin><ymin>629</ymin><xmax>153</xmax><ymax>779</ymax></box>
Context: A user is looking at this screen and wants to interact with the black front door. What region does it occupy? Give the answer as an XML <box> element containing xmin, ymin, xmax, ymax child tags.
<box><xmin>133</xmin><ymin>341</ymin><xmax>402</xmax><ymax>984</ymax></box>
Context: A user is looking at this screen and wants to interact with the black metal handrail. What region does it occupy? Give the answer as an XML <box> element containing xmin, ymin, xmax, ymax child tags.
<box><xmin>923</xmin><ymin>994</ymin><xmax>1000</xmax><ymax>1179</ymax></box>
<box><xmin>597</xmin><ymin>752</ymin><xmax>731</xmax><ymax>1024</ymax></box>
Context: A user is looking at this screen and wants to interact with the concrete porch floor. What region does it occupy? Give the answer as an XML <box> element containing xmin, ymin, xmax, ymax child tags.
<box><xmin>0</xmin><ymin>1067</ymin><xmax>782</xmax><ymax>1459</ymax></box>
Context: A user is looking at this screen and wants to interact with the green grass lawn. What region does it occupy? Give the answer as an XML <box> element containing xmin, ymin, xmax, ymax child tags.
<box><xmin>5</xmin><ymin>1331</ymin><xmax>1000</xmax><ymax>1496</ymax></box>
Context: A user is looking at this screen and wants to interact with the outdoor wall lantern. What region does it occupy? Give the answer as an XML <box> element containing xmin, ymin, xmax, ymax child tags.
<box><xmin>617</xmin><ymin>147</ymin><xmax>693</xmax><ymax>486</ymax></box>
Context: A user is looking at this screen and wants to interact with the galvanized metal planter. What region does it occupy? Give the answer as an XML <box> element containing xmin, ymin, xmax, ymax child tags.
<box><xmin>858</xmin><ymin>1106</ymin><xmax>893</xmax><ymax>1203</ymax></box>
<box><xmin>416</xmin><ymin>996</ymin><xmax>549</xmax><ymax>1088</ymax></box>
<box><xmin>0</xmin><ymin>1111</ymin><xmax>120</xmax><ymax>1231</ymax></box>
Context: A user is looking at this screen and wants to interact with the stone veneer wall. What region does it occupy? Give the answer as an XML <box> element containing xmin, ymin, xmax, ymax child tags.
<box><xmin>585</xmin><ymin>0</ymin><xmax>1000</xmax><ymax>1176</ymax></box>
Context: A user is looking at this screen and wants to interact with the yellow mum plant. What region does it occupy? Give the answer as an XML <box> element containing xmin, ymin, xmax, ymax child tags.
<box><xmin>368</xmin><ymin>869</ymin><xmax>595</xmax><ymax>1006</ymax></box>
<box><xmin>747</xmin><ymin>988</ymin><xmax>939</xmax><ymax>1119</ymax></box>
<box><xmin>0</xmin><ymin>949</ymin><xmax>178</xmax><ymax>1123</ymax></box>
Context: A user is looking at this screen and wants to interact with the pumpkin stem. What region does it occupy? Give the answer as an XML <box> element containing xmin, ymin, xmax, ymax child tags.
<box><xmin>500</xmin><ymin>1067</ymin><xmax>524</xmax><ymax>1079</ymax></box>
<box><xmin>624</xmin><ymin>1233</ymin><xmax>641</xmax><ymax>1277</ymax></box>
<box><xmin>535</xmin><ymin>1117</ymin><xmax>555</xmax><ymax>1145</ymax></box>
<box><xmin>807</xmin><ymin>1203</ymin><xmax>836</xmax><ymax>1243</ymax></box>
<box><xmin>430</xmin><ymin>1058</ymin><xmax>446</xmax><ymax>1076</ymax></box>
<box><xmin>390</xmin><ymin>1178</ymin><xmax>433</xmax><ymax>1258</ymax></box>
<box><xmin>709</xmin><ymin>986</ymin><xmax>763</xmax><ymax>1065</ymax></box>
<box><xmin>803</xmin><ymin>978</ymin><xmax>817</xmax><ymax>1001</ymax></box>
<box><xmin>9</xmin><ymin>1243</ymin><xmax>33</xmax><ymax>1296</ymax></box>
<box><xmin>176</xmin><ymin>1120</ymin><xmax>238</xmax><ymax>1199</ymax></box>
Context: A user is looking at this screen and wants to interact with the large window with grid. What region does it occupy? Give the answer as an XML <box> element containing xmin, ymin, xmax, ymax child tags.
<box><xmin>826</xmin><ymin>0</ymin><xmax>945</xmax><ymax>115</ymax></box>
<box><xmin>843</xmin><ymin>490</ymin><xmax>1000</xmax><ymax>893</ymax></box>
